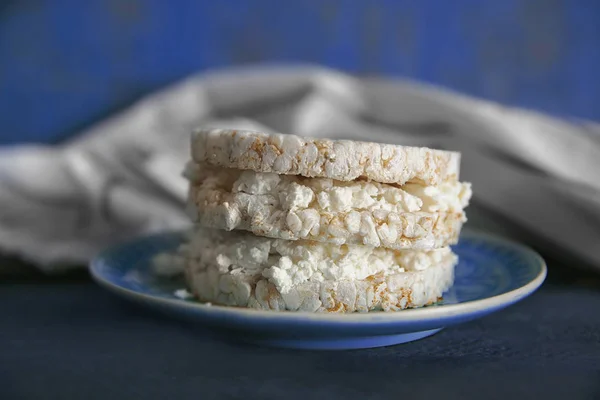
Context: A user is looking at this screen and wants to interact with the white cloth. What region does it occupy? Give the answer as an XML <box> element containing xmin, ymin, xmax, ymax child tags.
<box><xmin>1</xmin><ymin>64</ymin><xmax>599</xmax><ymax>273</ymax></box>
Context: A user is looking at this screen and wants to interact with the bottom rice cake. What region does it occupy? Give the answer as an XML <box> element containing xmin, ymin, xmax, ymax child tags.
<box><xmin>174</xmin><ymin>228</ymin><xmax>457</xmax><ymax>313</ymax></box>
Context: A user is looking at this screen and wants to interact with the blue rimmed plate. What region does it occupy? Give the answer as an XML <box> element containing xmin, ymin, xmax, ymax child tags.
<box><xmin>90</xmin><ymin>229</ymin><xmax>546</xmax><ymax>350</ymax></box>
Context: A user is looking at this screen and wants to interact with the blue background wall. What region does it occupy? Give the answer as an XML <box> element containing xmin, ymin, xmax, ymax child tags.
<box><xmin>1</xmin><ymin>0</ymin><xmax>599</xmax><ymax>145</ymax></box>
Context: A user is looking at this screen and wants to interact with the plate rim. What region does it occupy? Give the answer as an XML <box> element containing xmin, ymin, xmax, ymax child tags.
<box><xmin>90</xmin><ymin>229</ymin><xmax>547</xmax><ymax>325</ymax></box>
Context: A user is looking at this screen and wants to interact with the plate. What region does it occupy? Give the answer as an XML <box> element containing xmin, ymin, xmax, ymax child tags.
<box><xmin>90</xmin><ymin>230</ymin><xmax>546</xmax><ymax>350</ymax></box>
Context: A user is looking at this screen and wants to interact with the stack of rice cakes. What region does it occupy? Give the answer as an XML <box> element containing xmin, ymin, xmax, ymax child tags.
<box><xmin>181</xmin><ymin>129</ymin><xmax>472</xmax><ymax>313</ymax></box>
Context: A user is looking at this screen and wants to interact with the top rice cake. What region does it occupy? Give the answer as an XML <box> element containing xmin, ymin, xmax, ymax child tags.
<box><xmin>191</xmin><ymin>128</ymin><xmax>461</xmax><ymax>186</ymax></box>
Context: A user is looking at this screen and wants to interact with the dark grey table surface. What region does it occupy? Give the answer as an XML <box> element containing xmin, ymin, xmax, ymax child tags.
<box><xmin>2</xmin><ymin>256</ymin><xmax>600</xmax><ymax>400</ymax></box>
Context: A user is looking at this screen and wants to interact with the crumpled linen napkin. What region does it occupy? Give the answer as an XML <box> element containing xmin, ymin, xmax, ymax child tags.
<box><xmin>1</xmin><ymin>64</ymin><xmax>599</xmax><ymax>273</ymax></box>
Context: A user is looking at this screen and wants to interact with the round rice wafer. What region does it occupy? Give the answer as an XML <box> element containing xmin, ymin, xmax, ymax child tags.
<box><xmin>191</xmin><ymin>128</ymin><xmax>461</xmax><ymax>186</ymax></box>
<box><xmin>180</xmin><ymin>228</ymin><xmax>457</xmax><ymax>313</ymax></box>
<box><xmin>186</xmin><ymin>164</ymin><xmax>470</xmax><ymax>250</ymax></box>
